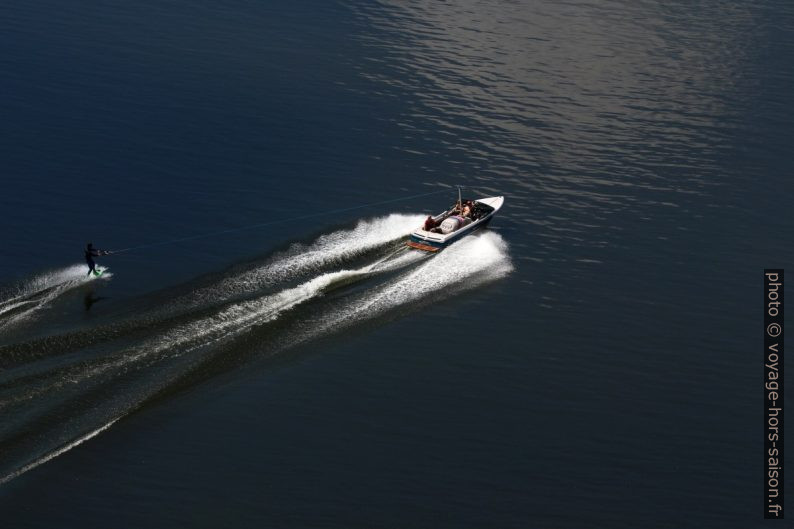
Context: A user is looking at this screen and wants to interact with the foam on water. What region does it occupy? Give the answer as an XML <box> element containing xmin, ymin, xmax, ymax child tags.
<box><xmin>0</xmin><ymin>265</ymin><xmax>84</xmax><ymax>308</ymax></box>
<box><xmin>0</xmin><ymin>417</ymin><xmax>119</xmax><ymax>486</ymax></box>
<box><xmin>179</xmin><ymin>213</ymin><xmax>425</xmax><ymax>308</ymax></box>
<box><xmin>23</xmin><ymin>249</ymin><xmax>430</xmax><ymax>394</ymax></box>
<box><xmin>0</xmin><ymin>222</ymin><xmax>512</xmax><ymax>486</ymax></box>
<box><xmin>303</xmin><ymin>231</ymin><xmax>513</xmax><ymax>340</ymax></box>
<box><xmin>111</xmin><ymin>232</ymin><xmax>505</xmax><ymax>380</ymax></box>
<box><xmin>0</xmin><ymin>217</ymin><xmax>428</xmax><ymax>412</ymax></box>
<box><xmin>1</xmin><ymin>215</ymin><xmax>420</xmax><ymax>329</ymax></box>
<box><xmin>1</xmin><ymin>231</ymin><xmax>507</xmax><ymax>410</ymax></box>
<box><xmin>0</xmin><ymin>265</ymin><xmax>111</xmax><ymax>326</ymax></box>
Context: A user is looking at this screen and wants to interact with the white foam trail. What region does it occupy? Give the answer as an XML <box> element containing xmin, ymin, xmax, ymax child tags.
<box><xmin>21</xmin><ymin>250</ymin><xmax>429</xmax><ymax>394</ymax></box>
<box><xmin>0</xmin><ymin>232</ymin><xmax>511</xmax><ymax>485</ymax></box>
<box><xmin>0</xmin><ymin>265</ymin><xmax>111</xmax><ymax>325</ymax></box>
<box><xmin>1</xmin><ymin>234</ymin><xmax>502</xmax><ymax>402</ymax></box>
<box><xmin>305</xmin><ymin>231</ymin><xmax>513</xmax><ymax>338</ymax></box>
<box><xmin>182</xmin><ymin>214</ymin><xmax>425</xmax><ymax>307</ymax></box>
<box><xmin>0</xmin><ymin>265</ymin><xmax>84</xmax><ymax>312</ymax></box>
<box><xmin>0</xmin><ymin>267</ymin><xmax>381</xmax><ymax>441</ymax></box>
<box><xmin>130</xmin><ymin>250</ymin><xmax>426</xmax><ymax>359</ymax></box>
<box><xmin>0</xmin><ymin>239</ymin><xmax>425</xmax><ymax>410</ymax></box>
<box><xmin>154</xmin><ymin>249</ymin><xmax>428</xmax><ymax>355</ymax></box>
<box><xmin>0</xmin><ymin>417</ymin><xmax>120</xmax><ymax>485</ymax></box>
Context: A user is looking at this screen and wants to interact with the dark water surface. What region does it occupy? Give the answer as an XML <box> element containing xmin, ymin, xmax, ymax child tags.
<box><xmin>1</xmin><ymin>1</ymin><xmax>792</xmax><ymax>527</ymax></box>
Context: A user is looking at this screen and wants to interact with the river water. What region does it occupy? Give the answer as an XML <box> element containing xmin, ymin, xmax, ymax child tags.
<box><xmin>1</xmin><ymin>1</ymin><xmax>792</xmax><ymax>527</ymax></box>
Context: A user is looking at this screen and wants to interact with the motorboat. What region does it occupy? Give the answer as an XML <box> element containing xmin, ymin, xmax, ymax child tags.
<box><xmin>406</xmin><ymin>195</ymin><xmax>504</xmax><ymax>252</ymax></box>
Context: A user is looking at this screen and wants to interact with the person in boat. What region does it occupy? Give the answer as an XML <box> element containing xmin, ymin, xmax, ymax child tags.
<box><xmin>424</xmin><ymin>215</ymin><xmax>436</xmax><ymax>231</ymax></box>
<box><xmin>85</xmin><ymin>243</ymin><xmax>109</xmax><ymax>276</ymax></box>
<box><xmin>462</xmin><ymin>203</ymin><xmax>472</xmax><ymax>218</ymax></box>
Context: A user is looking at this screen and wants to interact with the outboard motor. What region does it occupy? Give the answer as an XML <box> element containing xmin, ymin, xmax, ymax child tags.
<box><xmin>440</xmin><ymin>215</ymin><xmax>468</xmax><ymax>234</ymax></box>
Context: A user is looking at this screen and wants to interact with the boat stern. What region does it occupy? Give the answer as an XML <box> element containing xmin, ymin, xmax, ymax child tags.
<box><xmin>406</xmin><ymin>231</ymin><xmax>445</xmax><ymax>252</ymax></box>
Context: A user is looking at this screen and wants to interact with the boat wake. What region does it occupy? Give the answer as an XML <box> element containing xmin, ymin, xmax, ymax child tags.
<box><xmin>0</xmin><ymin>215</ymin><xmax>512</xmax><ymax>485</ymax></box>
<box><xmin>167</xmin><ymin>213</ymin><xmax>428</xmax><ymax>312</ymax></box>
<box><xmin>0</xmin><ymin>265</ymin><xmax>111</xmax><ymax>327</ymax></box>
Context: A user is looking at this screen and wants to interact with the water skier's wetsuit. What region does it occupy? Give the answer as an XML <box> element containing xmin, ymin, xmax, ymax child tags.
<box><xmin>85</xmin><ymin>243</ymin><xmax>107</xmax><ymax>276</ymax></box>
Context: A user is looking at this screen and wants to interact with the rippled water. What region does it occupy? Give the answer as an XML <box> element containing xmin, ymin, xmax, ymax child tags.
<box><xmin>1</xmin><ymin>0</ymin><xmax>792</xmax><ymax>527</ymax></box>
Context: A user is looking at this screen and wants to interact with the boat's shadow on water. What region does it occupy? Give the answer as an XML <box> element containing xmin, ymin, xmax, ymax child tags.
<box><xmin>0</xmin><ymin>218</ymin><xmax>512</xmax><ymax>484</ymax></box>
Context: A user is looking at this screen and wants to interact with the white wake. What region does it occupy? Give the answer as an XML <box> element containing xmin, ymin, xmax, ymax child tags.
<box><xmin>178</xmin><ymin>213</ymin><xmax>426</xmax><ymax>308</ymax></box>
<box><xmin>0</xmin><ymin>265</ymin><xmax>111</xmax><ymax>326</ymax></box>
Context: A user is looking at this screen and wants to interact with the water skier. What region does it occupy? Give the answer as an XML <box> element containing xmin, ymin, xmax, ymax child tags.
<box><xmin>85</xmin><ymin>243</ymin><xmax>110</xmax><ymax>276</ymax></box>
